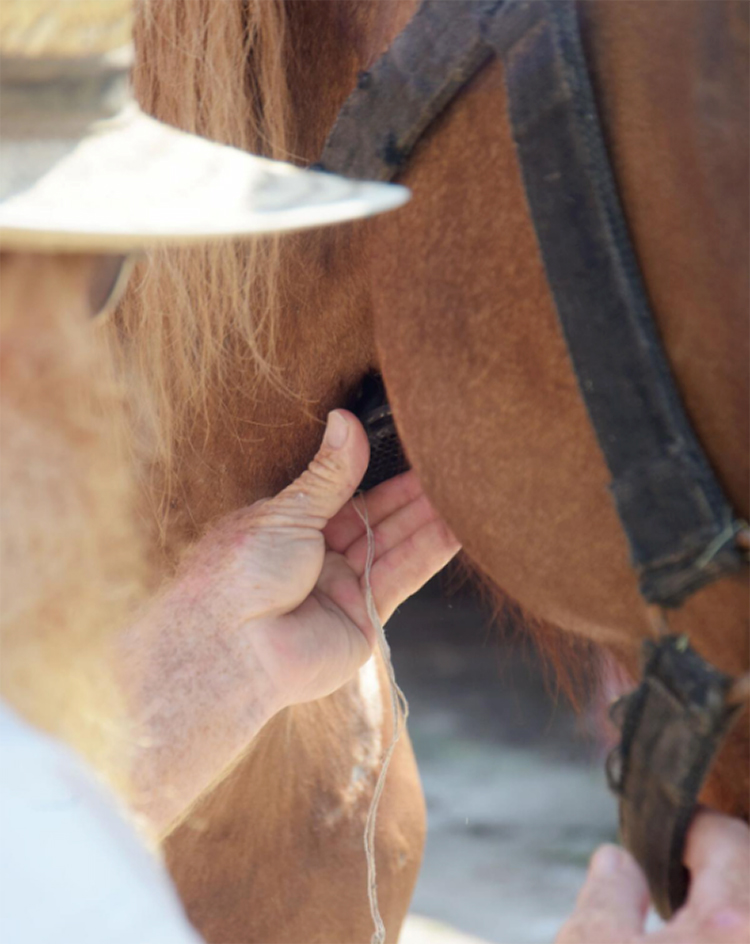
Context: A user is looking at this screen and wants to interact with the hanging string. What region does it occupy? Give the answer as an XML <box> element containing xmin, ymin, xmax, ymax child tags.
<box><xmin>354</xmin><ymin>495</ymin><xmax>410</xmax><ymax>944</ymax></box>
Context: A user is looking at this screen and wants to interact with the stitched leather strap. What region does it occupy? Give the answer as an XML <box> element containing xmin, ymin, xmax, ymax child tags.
<box><xmin>501</xmin><ymin>0</ymin><xmax>745</xmax><ymax>607</ymax></box>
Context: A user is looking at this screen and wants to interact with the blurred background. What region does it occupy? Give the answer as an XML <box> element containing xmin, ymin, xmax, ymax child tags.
<box><xmin>387</xmin><ymin>574</ymin><xmax>619</xmax><ymax>944</ymax></box>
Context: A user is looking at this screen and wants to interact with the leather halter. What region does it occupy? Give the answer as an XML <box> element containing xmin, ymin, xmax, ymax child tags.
<box><xmin>319</xmin><ymin>0</ymin><xmax>748</xmax><ymax>918</ymax></box>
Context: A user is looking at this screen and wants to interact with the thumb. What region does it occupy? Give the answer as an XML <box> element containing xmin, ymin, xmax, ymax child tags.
<box><xmin>269</xmin><ymin>410</ymin><xmax>370</xmax><ymax>528</ymax></box>
<box><xmin>556</xmin><ymin>845</ymin><xmax>649</xmax><ymax>944</ymax></box>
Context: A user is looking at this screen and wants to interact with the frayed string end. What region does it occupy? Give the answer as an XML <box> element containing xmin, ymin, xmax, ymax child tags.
<box><xmin>354</xmin><ymin>495</ymin><xmax>409</xmax><ymax>944</ymax></box>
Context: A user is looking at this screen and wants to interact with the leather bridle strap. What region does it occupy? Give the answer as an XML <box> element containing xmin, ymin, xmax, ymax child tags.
<box><xmin>607</xmin><ymin>635</ymin><xmax>743</xmax><ymax>918</ymax></box>
<box><xmin>500</xmin><ymin>1</ymin><xmax>745</xmax><ymax>608</ymax></box>
<box><xmin>316</xmin><ymin>0</ymin><xmax>558</xmax><ymax>180</ymax></box>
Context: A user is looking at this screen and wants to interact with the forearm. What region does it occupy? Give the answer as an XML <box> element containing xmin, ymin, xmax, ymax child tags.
<box><xmin>111</xmin><ymin>580</ymin><xmax>281</xmax><ymax>839</ymax></box>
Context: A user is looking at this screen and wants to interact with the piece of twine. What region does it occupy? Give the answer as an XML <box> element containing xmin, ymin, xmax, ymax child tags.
<box><xmin>354</xmin><ymin>495</ymin><xmax>409</xmax><ymax>944</ymax></box>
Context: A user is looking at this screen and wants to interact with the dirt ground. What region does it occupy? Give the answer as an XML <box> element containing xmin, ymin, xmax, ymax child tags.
<box><xmin>386</xmin><ymin>578</ymin><xmax>619</xmax><ymax>944</ymax></box>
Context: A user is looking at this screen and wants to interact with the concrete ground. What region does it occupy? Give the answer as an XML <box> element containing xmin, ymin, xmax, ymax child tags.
<box><xmin>386</xmin><ymin>580</ymin><xmax>619</xmax><ymax>944</ymax></box>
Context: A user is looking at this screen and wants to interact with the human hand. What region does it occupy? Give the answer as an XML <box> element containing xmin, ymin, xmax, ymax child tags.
<box><xmin>120</xmin><ymin>410</ymin><xmax>459</xmax><ymax>834</ymax></box>
<box><xmin>556</xmin><ymin>810</ymin><xmax>750</xmax><ymax>943</ymax></box>
<box><xmin>173</xmin><ymin>408</ymin><xmax>460</xmax><ymax>709</ymax></box>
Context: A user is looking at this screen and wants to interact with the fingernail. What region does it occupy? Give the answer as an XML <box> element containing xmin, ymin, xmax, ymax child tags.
<box><xmin>324</xmin><ymin>411</ymin><xmax>349</xmax><ymax>449</ymax></box>
<box><xmin>591</xmin><ymin>844</ymin><xmax>623</xmax><ymax>876</ymax></box>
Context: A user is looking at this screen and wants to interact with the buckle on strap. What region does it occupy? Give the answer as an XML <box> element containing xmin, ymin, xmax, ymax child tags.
<box><xmin>606</xmin><ymin>635</ymin><xmax>743</xmax><ymax>918</ymax></box>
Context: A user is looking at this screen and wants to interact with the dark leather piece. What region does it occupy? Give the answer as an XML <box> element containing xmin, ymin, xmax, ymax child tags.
<box><xmin>607</xmin><ymin>636</ymin><xmax>742</xmax><ymax>918</ymax></box>
<box><xmin>318</xmin><ymin>0</ymin><xmax>504</xmax><ymax>182</ymax></box>
<box><xmin>500</xmin><ymin>0</ymin><xmax>745</xmax><ymax>606</ymax></box>
<box><xmin>349</xmin><ymin>374</ymin><xmax>409</xmax><ymax>490</ymax></box>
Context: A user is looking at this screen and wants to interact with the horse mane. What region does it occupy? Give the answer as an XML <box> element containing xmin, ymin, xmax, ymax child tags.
<box><xmin>113</xmin><ymin>0</ymin><xmax>294</xmax><ymax>516</ymax></box>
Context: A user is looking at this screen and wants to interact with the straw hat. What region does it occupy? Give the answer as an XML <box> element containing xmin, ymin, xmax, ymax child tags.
<box><xmin>0</xmin><ymin>0</ymin><xmax>409</xmax><ymax>252</ymax></box>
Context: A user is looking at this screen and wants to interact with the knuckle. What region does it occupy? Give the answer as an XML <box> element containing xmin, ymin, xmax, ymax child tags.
<box><xmin>309</xmin><ymin>450</ymin><xmax>346</xmax><ymax>482</ymax></box>
<box><xmin>306</xmin><ymin>452</ymin><xmax>359</xmax><ymax>495</ymax></box>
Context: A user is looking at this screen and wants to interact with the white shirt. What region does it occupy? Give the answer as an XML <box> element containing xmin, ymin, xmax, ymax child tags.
<box><xmin>0</xmin><ymin>703</ymin><xmax>202</xmax><ymax>944</ymax></box>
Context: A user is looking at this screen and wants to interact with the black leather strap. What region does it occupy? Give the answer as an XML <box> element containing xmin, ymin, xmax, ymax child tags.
<box><xmin>607</xmin><ymin>636</ymin><xmax>743</xmax><ymax>918</ymax></box>
<box><xmin>317</xmin><ymin>0</ymin><xmax>539</xmax><ymax>181</ymax></box>
<box><xmin>500</xmin><ymin>0</ymin><xmax>745</xmax><ymax>607</ymax></box>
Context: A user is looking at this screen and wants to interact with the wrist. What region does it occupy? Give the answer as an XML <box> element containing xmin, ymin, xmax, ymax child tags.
<box><xmin>112</xmin><ymin>580</ymin><xmax>282</xmax><ymax>836</ymax></box>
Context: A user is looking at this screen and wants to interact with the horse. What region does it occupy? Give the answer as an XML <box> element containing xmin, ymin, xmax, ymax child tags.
<box><xmin>15</xmin><ymin>1</ymin><xmax>741</xmax><ymax>941</ymax></box>
<box><xmin>116</xmin><ymin>0</ymin><xmax>749</xmax><ymax>939</ymax></box>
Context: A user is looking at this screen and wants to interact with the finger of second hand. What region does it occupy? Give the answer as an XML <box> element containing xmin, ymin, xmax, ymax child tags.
<box><xmin>324</xmin><ymin>470</ymin><xmax>423</xmax><ymax>553</ymax></box>
<box><xmin>684</xmin><ymin>811</ymin><xmax>750</xmax><ymax>879</ymax></box>
<box><xmin>680</xmin><ymin>812</ymin><xmax>750</xmax><ymax>935</ymax></box>
<box><xmin>556</xmin><ymin>846</ymin><xmax>648</xmax><ymax>944</ymax></box>
<box><xmin>366</xmin><ymin>517</ymin><xmax>460</xmax><ymax>623</ymax></box>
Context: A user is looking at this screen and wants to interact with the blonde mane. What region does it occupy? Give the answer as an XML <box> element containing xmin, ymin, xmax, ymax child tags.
<box><xmin>113</xmin><ymin>0</ymin><xmax>294</xmax><ymax>517</ymax></box>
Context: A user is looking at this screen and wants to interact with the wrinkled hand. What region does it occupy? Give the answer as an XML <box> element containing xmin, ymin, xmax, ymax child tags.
<box><xmin>556</xmin><ymin>810</ymin><xmax>750</xmax><ymax>944</ymax></box>
<box><xmin>122</xmin><ymin>410</ymin><xmax>459</xmax><ymax>834</ymax></box>
<box><xmin>176</xmin><ymin>409</ymin><xmax>460</xmax><ymax>709</ymax></box>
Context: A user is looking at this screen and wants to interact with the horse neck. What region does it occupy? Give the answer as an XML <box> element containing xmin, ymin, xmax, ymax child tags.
<box><xmin>363</xmin><ymin>0</ymin><xmax>747</xmax><ymax>813</ymax></box>
<box><xmin>280</xmin><ymin>0</ymin><xmax>749</xmax><ymax>677</ymax></box>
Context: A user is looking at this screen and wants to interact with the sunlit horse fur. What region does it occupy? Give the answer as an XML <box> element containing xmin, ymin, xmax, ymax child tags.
<box><xmin>370</xmin><ymin>0</ymin><xmax>749</xmax><ymax>815</ymax></box>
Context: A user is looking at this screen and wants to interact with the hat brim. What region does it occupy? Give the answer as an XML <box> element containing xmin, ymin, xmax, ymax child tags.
<box><xmin>0</xmin><ymin>106</ymin><xmax>409</xmax><ymax>251</ymax></box>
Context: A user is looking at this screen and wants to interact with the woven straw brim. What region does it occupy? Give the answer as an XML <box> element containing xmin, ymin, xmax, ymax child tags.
<box><xmin>0</xmin><ymin>105</ymin><xmax>409</xmax><ymax>251</ymax></box>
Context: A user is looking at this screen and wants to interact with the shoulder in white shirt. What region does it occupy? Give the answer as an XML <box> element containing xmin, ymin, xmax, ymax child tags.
<box><xmin>0</xmin><ymin>703</ymin><xmax>202</xmax><ymax>944</ymax></box>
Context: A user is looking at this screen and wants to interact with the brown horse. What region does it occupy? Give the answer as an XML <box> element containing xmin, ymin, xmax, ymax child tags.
<box><xmin>112</xmin><ymin>1</ymin><xmax>748</xmax><ymax>941</ymax></box>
